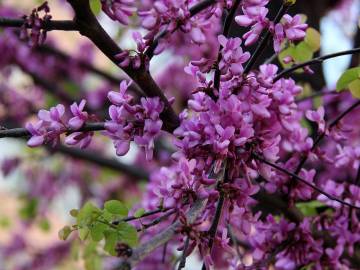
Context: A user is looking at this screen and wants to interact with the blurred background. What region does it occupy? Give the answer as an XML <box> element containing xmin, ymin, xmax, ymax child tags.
<box><xmin>0</xmin><ymin>0</ymin><xmax>359</xmax><ymax>269</ymax></box>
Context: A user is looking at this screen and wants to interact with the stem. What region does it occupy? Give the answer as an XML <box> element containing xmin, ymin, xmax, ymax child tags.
<box><xmin>177</xmin><ymin>235</ymin><xmax>190</xmax><ymax>270</ymax></box>
<box><xmin>243</xmin><ymin>3</ymin><xmax>289</xmax><ymax>74</ymax></box>
<box><xmin>116</xmin><ymin>164</ymin><xmax>227</xmax><ymax>269</ymax></box>
<box><xmin>0</xmin><ymin>17</ymin><xmax>78</xmax><ymax>31</ymax></box>
<box><xmin>274</xmin><ymin>47</ymin><xmax>360</xmax><ymax>82</ymax></box>
<box><xmin>140</xmin><ymin>209</ymin><xmax>177</xmax><ymax>231</ymax></box>
<box><xmin>213</xmin><ymin>0</ymin><xmax>242</xmax><ymax>90</ymax></box>
<box><xmin>296</xmin><ymin>90</ymin><xmax>338</xmax><ymax>103</ymax></box>
<box><xmin>292</xmin><ymin>100</ymin><xmax>360</xmax><ymax>177</ymax></box>
<box><xmin>253</xmin><ymin>153</ymin><xmax>360</xmax><ymax>210</ymax></box>
<box><xmin>201</xmin><ymin>192</ymin><xmax>225</xmax><ymax>270</ymax></box>
<box><xmin>0</xmin><ymin>122</ymin><xmax>105</xmax><ymax>138</ymax></box>
<box><xmin>66</xmin><ymin>0</ymin><xmax>179</xmax><ymax>132</ymax></box>
<box><xmin>51</xmin><ymin>144</ymin><xmax>149</xmax><ymax>180</ymax></box>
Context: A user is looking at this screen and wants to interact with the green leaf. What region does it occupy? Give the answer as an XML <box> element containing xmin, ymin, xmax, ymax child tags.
<box><xmin>134</xmin><ymin>208</ymin><xmax>145</xmax><ymax>218</ymax></box>
<box><xmin>70</xmin><ymin>209</ymin><xmax>79</xmax><ymax>217</ymax></box>
<box><xmin>90</xmin><ymin>0</ymin><xmax>102</xmax><ymax>15</ymax></box>
<box><xmin>39</xmin><ymin>218</ymin><xmax>51</xmax><ymax>232</ymax></box>
<box><xmin>77</xmin><ymin>202</ymin><xmax>101</xmax><ymax>226</ymax></box>
<box><xmin>90</xmin><ymin>222</ymin><xmax>107</xmax><ymax>242</ymax></box>
<box><xmin>349</xmin><ymin>79</ymin><xmax>360</xmax><ymax>99</ymax></box>
<box><xmin>19</xmin><ymin>198</ymin><xmax>38</xmax><ymax>221</ymax></box>
<box><xmin>79</xmin><ymin>227</ymin><xmax>90</xmax><ymax>241</ymax></box>
<box><xmin>304</xmin><ymin>28</ymin><xmax>321</xmax><ymax>52</ymax></box>
<box><xmin>336</xmin><ymin>67</ymin><xmax>360</xmax><ymax>91</ymax></box>
<box><xmin>278</xmin><ymin>42</ymin><xmax>313</xmax><ymax>70</ymax></box>
<box><xmin>59</xmin><ymin>225</ymin><xmax>72</xmax><ymax>240</ymax></box>
<box><xmin>104</xmin><ymin>200</ymin><xmax>128</xmax><ymax>216</ymax></box>
<box><xmin>84</xmin><ymin>241</ymin><xmax>102</xmax><ymax>270</ymax></box>
<box><xmin>117</xmin><ymin>222</ymin><xmax>139</xmax><ymax>247</ymax></box>
<box><xmin>296</xmin><ymin>201</ymin><xmax>325</xmax><ymax>217</ymax></box>
<box><xmin>104</xmin><ymin>230</ymin><xmax>118</xmax><ymax>256</ymax></box>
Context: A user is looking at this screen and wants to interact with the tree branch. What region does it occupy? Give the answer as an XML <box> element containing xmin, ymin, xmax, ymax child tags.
<box><xmin>115</xmin><ymin>163</ymin><xmax>227</xmax><ymax>269</ymax></box>
<box><xmin>50</xmin><ymin>144</ymin><xmax>149</xmax><ymax>180</ymax></box>
<box><xmin>0</xmin><ymin>122</ymin><xmax>105</xmax><ymax>138</ymax></box>
<box><xmin>66</xmin><ymin>0</ymin><xmax>179</xmax><ymax>132</ymax></box>
<box><xmin>253</xmin><ymin>153</ymin><xmax>360</xmax><ymax>210</ymax></box>
<box><xmin>213</xmin><ymin>0</ymin><xmax>242</xmax><ymax>90</ymax></box>
<box><xmin>243</xmin><ymin>2</ymin><xmax>290</xmax><ymax>74</ymax></box>
<box><xmin>274</xmin><ymin>47</ymin><xmax>360</xmax><ymax>82</ymax></box>
<box><xmin>0</xmin><ymin>17</ymin><xmax>78</xmax><ymax>31</ymax></box>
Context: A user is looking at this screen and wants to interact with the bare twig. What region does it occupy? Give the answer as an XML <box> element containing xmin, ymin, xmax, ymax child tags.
<box><xmin>0</xmin><ymin>122</ymin><xmax>105</xmax><ymax>138</ymax></box>
<box><xmin>253</xmin><ymin>153</ymin><xmax>360</xmax><ymax>210</ymax></box>
<box><xmin>115</xmin><ymin>163</ymin><xmax>227</xmax><ymax>269</ymax></box>
<box><xmin>66</xmin><ymin>0</ymin><xmax>179</xmax><ymax>132</ymax></box>
<box><xmin>274</xmin><ymin>47</ymin><xmax>360</xmax><ymax>82</ymax></box>
<box><xmin>0</xmin><ymin>17</ymin><xmax>78</xmax><ymax>31</ymax></box>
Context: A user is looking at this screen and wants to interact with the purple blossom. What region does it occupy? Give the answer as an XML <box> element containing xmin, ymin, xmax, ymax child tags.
<box><xmin>68</xmin><ymin>99</ymin><xmax>88</xmax><ymax>130</ymax></box>
<box><xmin>101</xmin><ymin>0</ymin><xmax>136</xmax><ymax>25</ymax></box>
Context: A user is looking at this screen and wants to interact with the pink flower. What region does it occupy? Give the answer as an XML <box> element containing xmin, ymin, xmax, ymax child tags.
<box><xmin>305</xmin><ymin>106</ymin><xmax>325</xmax><ymax>133</ymax></box>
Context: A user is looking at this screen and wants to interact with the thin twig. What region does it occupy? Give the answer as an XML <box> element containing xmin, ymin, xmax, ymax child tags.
<box><xmin>177</xmin><ymin>235</ymin><xmax>190</xmax><ymax>270</ymax></box>
<box><xmin>253</xmin><ymin>153</ymin><xmax>360</xmax><ymax>210</ymax></box>
<box><xmin>145</xmin><ymin>0</ymin><xmax>216</xmax><ymax>58</ymax></box>
<box><xmin>274</xmin><ymin>47</ymin><xmax>360</xmax><ymax>82</ymax></box>
<box><xmin>213</xmin><ymin>0</ymin><xmax>242</xmax><ymax>90</ymax></box>
<box><xmin>0</xmin><ymin>17</ymin><xmax>78</xmax><ymax>31</ymax></box>
<box><xmin>115</xmin><ymin>164</ymin><xmax>227</xmax><ymax>269</ymax></box>
<box><xmin>243</xmin><ymin>3</ymin><xmax>290</xmax><ymax>74</ymax></box>
<box><xmin>296</xmin><ymin>90</ymin><xmax>338</xmax><ymax>103</ymax></box>
<box><xmin>66</xmin><ymin>0</ymin><xmax>179</xmax><ymax>132</ymax></box>
<box><xmin>0</xmin><ymin>122</ymin><xmax>105</xmax><ymax>138</ymax></box>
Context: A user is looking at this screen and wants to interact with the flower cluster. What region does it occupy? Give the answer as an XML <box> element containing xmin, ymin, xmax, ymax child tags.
<box><xmin>20</xmin><ymin>1</ymin><xmax>51</xmax><ymax>47</ymax></box>
<box><xmin>101</xmin><ymin>0</ymin><xmax>136</xmax><ymax>25</ymax></box>
<box><xmin>26</xmin><ymin>100</ymin><xmax>93</xmax><ymax>148</ymax></box>
<box><xmin>235</xmin><ymin>0</ymin><xmax>307</xmax><ymax>52</ymax></box>
<box><xmin>105</xmin><ymin>81</ymin><xmax>164</xmax><ymax>160</ymax></box>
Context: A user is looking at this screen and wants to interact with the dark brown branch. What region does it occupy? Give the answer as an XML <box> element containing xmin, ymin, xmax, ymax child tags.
<box><xmin>177</xmin><ymin>235</ymin><xmax>190</xmax><ymax>270</ymax></box>
<box><xmin>51</xmin><ymin>144</ymin><xmax>149</xmax><ymax>180</ymax></box>
<box><xmin>253</xmin><ymin>153</ymin><xmax>360</xmax><ymax>210</ymax></box>
<box><xmin>213</xmin><ymin>0</ymin><xmax>242</xmax><ymax>90</ymax></box>
<box><xmin>296</xmin><ymin>90</ymin><xmax>338</xmax><ymax>103</ymax></box>
<box><xmin>292</xmin><ymin>100</ymin><xmax>360</xmax><ymax>177</ymax></box>
<box><xmin>0</xmin><ymin>122</ymin><xmax>105</xmax><ymax>138</ymax></box>
<box><xmin>274</xmin><ymin>47</ymin><xmax>360</xmax><ymax>82</ymax></box>
<box><xmin>66</xmin><ymin>0</ymin><xmax>179</xmax><ymax>132</ymax></box>
<box><xmin>0</xmin><ymin>17</ymin><xmax>78</xmax><ymax>31</ymax></box>
<box><xmin>243</xmin><ymin>2</ymin><xmax>290</xmax><ymax>74</ymax></box>
<box><xmin>115</xmin><ymin>164</ymin><xmax>227</xmax><ymax>269</ymax></box>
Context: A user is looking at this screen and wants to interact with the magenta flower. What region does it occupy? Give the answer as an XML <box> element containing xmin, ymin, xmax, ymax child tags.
<box><xmin>101</xmin><ymin>0</ymin><xmax>136</xmax><ymax>25</ymax></box>
<box><xmin>68</xmin><ymin>99</ymin><xmax>88</xmax><ymax>130</ymax></box>
<box><xmin>305</xmin><ymin>106</ymin><xmax>326</xmax><ymax>133</ymax></box>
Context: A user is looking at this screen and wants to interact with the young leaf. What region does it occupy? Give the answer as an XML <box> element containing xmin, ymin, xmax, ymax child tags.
<box><xmin>349</xmin><ymin>79</ymin><xmax>360</xmax><ymax>99</ymax></box>
<box><xmin>104</xmin><ymin>230</ymin><xmax>118</xmax><ymax>256</ymax></box>
<box><xmin>77</xmin><ymin>202</ymin><xmax>101</xmax><ymax>226</ymax></box>
<box><xmin>90</xmin><ymin>0</ymin><xmax>102</xmax><ymax>15</ymax></box>
<box><xmin>70</xmin><ymin>209</ymin><xmax>79</xmax><ymax>217</ymax></box>
<box><xmin>117</xmin><ymin>222</ymin><xmax>139</xmax><ymax>247</ymax></box>
<box><xmin>304</xmin><ymin>28</ymin><xmax>321</xmax><ymax>52</ymax></box>
<box><xmin>90</xmin><ymin>222</ymin><xmax>107</xmax><ymax>242</ymax></box>
<box><xmin>296</xmin><ymin>201</ymin><xmax>325</xmax><ymax>217</ymax></box>
<box><xmin>79</xmin><ymin>227</ymin><xmax>90</xmax><ymax>241</ymax></box>
<box><xmin>336</xmin><ymin>67</ymin><xmax>360</xmax><ymax>91</ymax></box>
<box><xmin>134</xmin><ymin>208</ymin><xmax>146</xmax><ymax>218</ymax></box>
<box><xmin>104</xmin><ymin>200</ymin><xmax>128</xmax><ymax>216</ymax></box>
<box><xmin>59</xmin><ymin>225</ymin><xmax>72</xmax><ymax>240</ymax></box>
